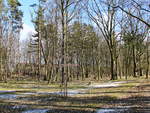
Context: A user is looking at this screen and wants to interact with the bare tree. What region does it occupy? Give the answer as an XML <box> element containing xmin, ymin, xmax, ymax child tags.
<box><xmin>86</xmin><ymin>0</ymin><xmax>119</xmax><ymax>80</ymax></box>
<box><xmin>116</xmin><ymin>0</ymin><xmax>150</xmax><ymax>27</ymax></box>
<box><xmin>55</xmin><ymin>0</ymin><xmax>82</xmax><ymax>96</ymax></box>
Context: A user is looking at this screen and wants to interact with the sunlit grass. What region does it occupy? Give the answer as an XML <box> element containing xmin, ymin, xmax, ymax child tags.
<box><xmin>0</xmin><ymin>77</ymin><xmax>149</xmax><ymax>113</ymax></box>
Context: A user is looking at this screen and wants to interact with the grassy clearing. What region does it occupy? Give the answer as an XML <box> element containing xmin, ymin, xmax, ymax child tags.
<box><xmin>0</xmin><ymin>80</ymin><xmax>88</xmax><ymax>93</ymax></box>
<box><xmin>0</xmin><ymin>77</ymin><xmax>149</xmax><ymax>113</ymax></box>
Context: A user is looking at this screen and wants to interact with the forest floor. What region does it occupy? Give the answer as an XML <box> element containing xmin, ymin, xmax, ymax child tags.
<box><xmin>0</xmin><ymin>77</ymin><xmax>149</xmax><ymax>113</ymax></box>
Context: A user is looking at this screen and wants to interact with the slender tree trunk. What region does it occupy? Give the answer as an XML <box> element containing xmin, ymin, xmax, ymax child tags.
<box><xmin>61</xmin><ymin>10</ymin><xmax>65</xmax><ymax>93</ymax></box>
<box><xmin>110</xmin><ymin>51</ymin><xmax>115</xmax><ymax>80</ymax></box>
<box><xmin>76</xmin><ymin>56</ymin><xmax>79</xmax><ymax>80</ymax></box>
<box><xmin>139</xmin><ymin>56</ymin><xmax>142</xmax><ymax>76</ymax></box>
<box><xmin>132</xmin><ymin>45</ymin><xmax>136</xmax><ymax>77</ymax></box>
<box><xmin>37</xmin><ymin>29</ymin><xmax>41</xmax><ymax>81</ymax></box>
<box><xmin>146</xmin><ymin>40</ymin><xmax>149</xmax><ymax>79</ymax></box>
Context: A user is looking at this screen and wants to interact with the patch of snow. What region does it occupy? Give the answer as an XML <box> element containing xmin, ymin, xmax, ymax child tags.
<box><xmin>90</xmin><ymin>83</ymin><xmax>120</xmax><ymax>88</ymax></box>
<box><xmin>0</xmin><ymin>94</ymin><xmax>21</xmax><ymax>100</ymax></box>
<box><xmin>60</xmin><ymin>90</ymin><xmax>80</xmax><ymax>95</ymax></box>
<box><xmin>117</xmin><ymin>106</ymin><xmax>131</xmax><ymax>108</ymax></box>
<box><xmin>22</xmin><ymin>109</ymin><xmax>49</xmax><ymax>113</ymax></box>
<box><xmin>49</xmin><ymin>89</ymin><xmax>86</xmax><ymax>96</ymax></box>
<box><xmin>68</xmin><ymin>90</ymin><xmax>81</xmax><ymax>95</ymax></box>
<box><xmin>109</xmin><ymin>81</ymin><xmax>128</xmax><ymax>84</ymax></box>
<box><xmin>97</xmin><ymin>108</ymin><xmax>128</xmax><ymax>113</ymax></box>
<box><xmin>12</xmin><ymin>105</ymin><xmax>27</xmax><ymax>109</ymax></box>
<box><xmin>97</xmin><ymin>109</ymin><xmax>116</xmax><ymax>113</ymax></box>
<box><xmin>0</xmin><ymin>90</ymin><xmax>16</xmax><ymax>93</ymax></box>
<box><xmin>23</xmin><ymin>92</ymin><xmax>37</xmax><ymax>95</ymax></box>
<box><xmin>37</xmin><ymin>92</ymin><xmax>52</xmax><ymax>95</ymax></box>
<box><xmin>90</xmin><ymin>81</ymin><xmax>129</xmax><ymax>88</ymax></box>
<box><xmin>68</xmin><ymin>89</ymin><xmax>86</xmax><ymax>95</ymax></box>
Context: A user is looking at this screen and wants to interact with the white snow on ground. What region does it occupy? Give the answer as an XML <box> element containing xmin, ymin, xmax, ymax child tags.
<box><xmin>0</xmin><ymin>90</ymin><xmax>16</xmax><ymax>93</ymax></box>
<box><xmin>97</xmin><ymin>108</ymin><xmax>129</xmax><ymax>113</ymax></box>
<box><xmin>90</xmin><ymin>83</ymin><xmax>120</xmax><ymax>88</ymax></box>
<box><xmin>109</xmin><ymin>81</ymin><xmax>128</xmax><ymax>84</ymax></box>
<box><xmin>22</xmin><ymin>92</ymin><xmax>37</xmax><ymax>95</ymax></box>
<box><xmin>0</xmin><ymin>90</ymin><xmax>20</xmax><ymax>100</ymax></box>
<box><xmin>22</xmin><ymin>109</ymin><xmax>49</xmax><ymax>113</ymax></box>
<box><xmin>90</xmin><ymin>81</ymin><xmax>128</xmax><ymax>88</ymax></box>
<box><xmin>0</xmin><ymin>94</ymin><xmax>21</xmax><ymax>100</ymax></box>
<box><xmin>12</xmin><ymin>105</ymin><xmax>27</xmax><ymax>109</ymax></box>
<box><xmin>97</xmin><ymin>109</ymin><xmax>116</xmax><ymax>113</ymax></box>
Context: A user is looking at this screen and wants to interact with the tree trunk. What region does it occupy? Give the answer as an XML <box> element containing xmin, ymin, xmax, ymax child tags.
<box><xmin>132</xmin><ymin>45</ymin><xmax>136</xmax><ymax>77</ymax></box>
<box><xmin>146</xmin><ymin>40</ymin><xmax>149</xmax><ymax>79</ymax></box>
<box><xmin>110</xmin><ymin>51</ymin><xmax>117</xmax><ymax>80</ymax></box>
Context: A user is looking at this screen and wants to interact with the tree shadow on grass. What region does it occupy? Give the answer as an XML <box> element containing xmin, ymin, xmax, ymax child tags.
<box><xmin>0</xmin><ymin>81</ymin><xmax>149</xmax><ymax>113</ymax></box>
<box><xmin>0</xmin><ymin>94</ymin><xmax>149</xmax><ymax>113</ymax></box>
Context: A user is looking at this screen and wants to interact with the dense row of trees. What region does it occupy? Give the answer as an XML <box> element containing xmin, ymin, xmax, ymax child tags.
<box><xmin>0</xmin><ymin>0</ymin><xmax>149</xmax><ymax>95</ymax></box>
<box><xmin>0</xmin><ymin>0</ymin><xmax>22</xmax><ymax>81</ymax></box>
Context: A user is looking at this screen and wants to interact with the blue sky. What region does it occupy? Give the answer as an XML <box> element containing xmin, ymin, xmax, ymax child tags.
<box><xmin>19</xmin><ymin>0</ymin><xmax>37</xmax><ymax>28</ymax></box>
<box><xmin>19</xmin><ymin>0</ymin><xmax>37</xmax><ymax>41</ymax></box>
